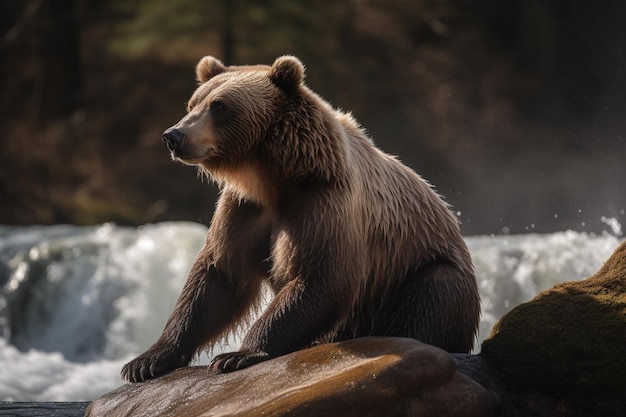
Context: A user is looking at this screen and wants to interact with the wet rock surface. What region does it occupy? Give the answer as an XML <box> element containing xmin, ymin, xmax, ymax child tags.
<box><xmin>87</xmin><ymin>242</ymin><xmax>626</xmax><ymax>417</ymax></box>
<box><xmin>87</xmin><ymin>337</ymin><xmax>490</xmax><ymax>417</ymax></box>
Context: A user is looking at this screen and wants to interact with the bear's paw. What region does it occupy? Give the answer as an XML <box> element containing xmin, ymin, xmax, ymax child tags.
<box><xmin>121</xmin><ymin>344</ymin><xmax>191</xmax><ymax>383</ymax></box>
<box><xmin>210</xmin><ymin>349</ymin><xmax>270</xmax><ymax>373</ymax></box>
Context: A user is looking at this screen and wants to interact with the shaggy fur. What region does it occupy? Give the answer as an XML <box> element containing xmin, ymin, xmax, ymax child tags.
<box><xmin>121</xmin><ymin>56</ymin><xmax>480</xmax><ymax>383</ymax></box>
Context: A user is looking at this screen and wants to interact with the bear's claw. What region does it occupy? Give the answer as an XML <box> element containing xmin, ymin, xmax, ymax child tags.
<box><xmin>121</xmin><ymin>347</ymin><xmax>189</xmax><ymax>383</ymax></box>
<box><xmin>210</xmin><ymin>350</ymin><xmax>269</xmax><ymax>373</ymax></box>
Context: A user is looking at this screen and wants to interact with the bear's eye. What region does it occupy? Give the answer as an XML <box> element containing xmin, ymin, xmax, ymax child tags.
<box><xmin>210</xmin><ymin>100</ymin><xmax>226</xmax><ymax>114</ymax></box>
<box><xmin>209</xmin><ymin>100</ymin><xmax>229</xmax><ymax>125</ymax></box>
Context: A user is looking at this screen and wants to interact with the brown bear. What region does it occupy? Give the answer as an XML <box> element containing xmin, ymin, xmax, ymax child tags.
<box><xmin>121</xmin><ymin>55</ymin><xmax>480</xmax><ymax>383</ymax></box>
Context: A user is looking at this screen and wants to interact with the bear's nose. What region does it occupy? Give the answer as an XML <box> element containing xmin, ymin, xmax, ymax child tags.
<box><xmin>162</xmin><ymin>127</ymin><xmax>185</xmax><ymax>152</ymax></box>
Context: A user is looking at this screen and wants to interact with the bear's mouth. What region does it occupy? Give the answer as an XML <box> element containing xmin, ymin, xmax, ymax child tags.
<box><xmin>171</xmin><ymin>149</ymin><xmax>214</xmax><ymax>167</ymax></box>
<box><xmin>167</xmin><ymin>146</ymin><xmax>189</xmax><ymax>162</ymax></box>
<box><xmin>171</xmin><ymin>151</ymin><xmax>197</xmax><ymax>165</ymax></box>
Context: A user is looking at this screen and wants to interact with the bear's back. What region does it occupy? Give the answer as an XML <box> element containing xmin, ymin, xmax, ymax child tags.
<box><xmin>335</xmin><ymin>117</ymin><xmax>472</xmax><ymax>284</ymax></box>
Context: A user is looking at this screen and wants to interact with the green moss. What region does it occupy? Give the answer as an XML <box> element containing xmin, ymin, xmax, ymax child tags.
<box><xmin>481</xmin><ymin>241</ymin><xmax>626</xmax><ymax>396</ymax></box>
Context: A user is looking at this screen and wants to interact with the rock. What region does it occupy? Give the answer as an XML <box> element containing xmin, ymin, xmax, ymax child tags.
<box><xmin>481</xmin><ymin>241</ymin><xmax>626</xmax><ymax>413</ymax></box>
<box><xmin>88</xmin><ymin>242</ymin><xmax>626</xmax><ymax>417</ymax></box>
<box><xmin>0</xmin><ymin>402</ymin><xmax>89</xmax><ymax>416</ymax></box>
<box><xmin>86</xmin><ymin>337</ymin><xmax>490</xmax><ymax>417</ymax></box>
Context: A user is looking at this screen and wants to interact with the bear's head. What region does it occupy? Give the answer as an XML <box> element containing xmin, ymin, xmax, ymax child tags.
<box><xmin>162</xmin><ymin>56</ymin><xmax>304</xmax><ymax>168</ymax></box>
<box><xmin>162</xmin><ymin>56</ymin><xmax>347</xmax><ymax>199</ymax></box>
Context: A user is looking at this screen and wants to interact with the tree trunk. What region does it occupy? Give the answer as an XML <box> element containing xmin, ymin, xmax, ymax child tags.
<box><xmin>36</xmin><ymin>0</ymin><xmax>82</xmax><ymax>126</ymax></box>
<box><xmin>221</xmin><ymin>0</ymin><xmax>235</xmax><ymax>64</ymax></box>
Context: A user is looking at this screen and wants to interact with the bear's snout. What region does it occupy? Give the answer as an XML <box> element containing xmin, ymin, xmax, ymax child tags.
<box><xmin>162</xmin><ymin>127</ymin><xmax>185</xmax><ymax>153</ymax></box>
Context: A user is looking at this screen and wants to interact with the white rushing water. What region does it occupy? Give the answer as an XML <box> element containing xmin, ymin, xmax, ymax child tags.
<box><xmin>0</xmin><ymin>222</ymin><xmax>622</xmax><ymax>401</ymax></box>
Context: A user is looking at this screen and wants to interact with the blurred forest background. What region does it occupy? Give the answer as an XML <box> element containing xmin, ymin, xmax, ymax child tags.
<box><xmin>1</xmin><ymin>0</ymin><xmax>625</xmax><ymax>235</ymax></box>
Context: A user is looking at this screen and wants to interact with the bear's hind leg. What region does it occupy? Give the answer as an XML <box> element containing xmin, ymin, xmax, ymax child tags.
<box><xmin>372</xmin><ymin>262</ymin><xmax>480</xmax><ymax>354</ymax></box>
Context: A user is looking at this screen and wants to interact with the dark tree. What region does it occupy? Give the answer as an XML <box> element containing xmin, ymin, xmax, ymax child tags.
<box><xmin>220</xmin><ymin>0</ymin><xmax>235</xmax><ymax>65</ymax></box>
<box><xmin>35</xmin><ymin>0</ymin><xmax>82</xmax><ymax>125</ymax></box>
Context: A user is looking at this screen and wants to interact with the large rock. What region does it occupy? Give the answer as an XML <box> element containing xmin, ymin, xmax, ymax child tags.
<box><xmin>86</xmin><ymin>337</ymin><xmax>490</xmax><ymax>417</ymax></box>
<box><xmin>88</xmin><ymin>241</ymin><xmax>626</xmax><ymax>417</ymax></box>
<box><xmin>481</xmin><ymin>240</ymin><xmax>626</xmax><ymax>414</ymax></box>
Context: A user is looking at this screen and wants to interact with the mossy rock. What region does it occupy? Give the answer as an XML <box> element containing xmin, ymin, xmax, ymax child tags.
<box><xmin>481</xmin><ymin>241</ymin><xmax>626</xmax><ymax>397</ymax></box>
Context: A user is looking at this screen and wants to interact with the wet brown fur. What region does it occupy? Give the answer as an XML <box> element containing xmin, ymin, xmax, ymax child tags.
<box><xmin>121</xmin><ymin>56</ymin><xmax>480</xmax><ymax>383</ymax></box>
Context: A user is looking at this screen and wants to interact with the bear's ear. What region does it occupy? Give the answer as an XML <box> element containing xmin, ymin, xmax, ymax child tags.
<box><xmin>270</xmin><ymin>55</ymin><xmax>305</xmax><ymax>92</ymax></box>
<box><xmin>196</xmin><ymin>56</ymin><xmax>226</xmax><ymax>84</ymax></box>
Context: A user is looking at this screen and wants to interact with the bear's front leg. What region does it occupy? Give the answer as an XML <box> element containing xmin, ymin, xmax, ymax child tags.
<box><xmin>121</xmin><ymin>262</ymin><xmax>252</xmax><ymax>383</ymax></box>
<box><xmin>210</xmin><ymin>278</ymin><xmax>348</xmax><ymax>372</ymax></box>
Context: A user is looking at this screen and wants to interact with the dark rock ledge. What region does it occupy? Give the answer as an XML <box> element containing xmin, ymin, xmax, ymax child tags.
<box><xmin>0</xmin><ymin>402</ymin><xmax>89</xmax><ymax>416</ymax></box>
